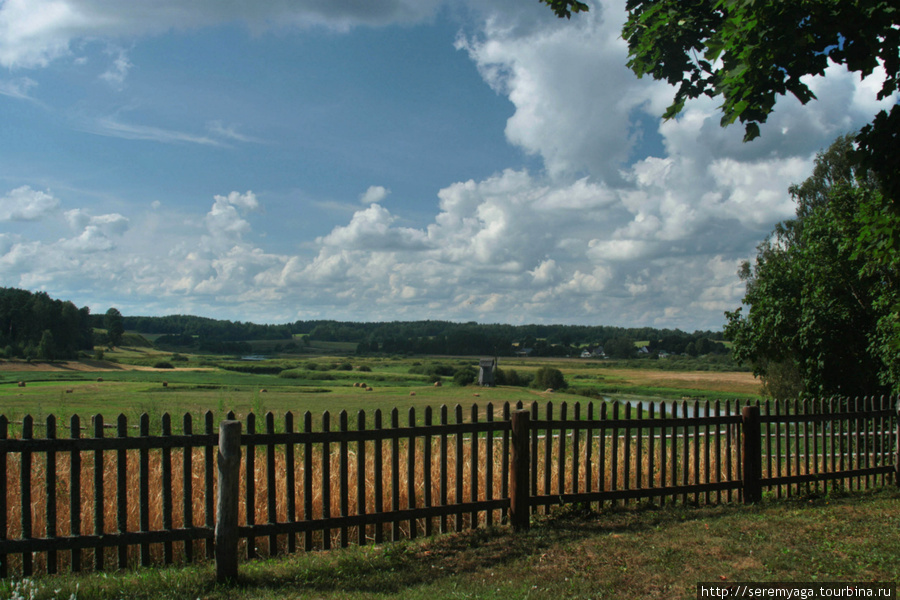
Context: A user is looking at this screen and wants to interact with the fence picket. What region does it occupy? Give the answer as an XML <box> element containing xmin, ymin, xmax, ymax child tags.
<box><xmin>0</xmin><ymin>415</ymin><xmax>7</xmax><ymax>579</ymax></box>
<box><xmin>70</xmin><ymin>415</ymin><xmax>82</xmax><ymax>572</ymax></box>
<box><xmin>558</xmin><ymin>402</ymin><xmax>567</xmax><ymax>499</ymax></box>
<box><xmin>585</xmin><ymin>402</ymin><xmax>594</xmax><ymax>506</ymax></box>
<box><xmin>573</xmin><ymin>402</ymin><xmax>581</xmax><ymax>497</ymax></box>
<box><xmin>321</xmin><ymin>411</ymin><xmax>331</xmax><ymax>551</ymax></box>
<box><xmin>204</xmin><ymin>411</ymin><xmax>215</xmax><ymax>560</ymax></box>
<box><xmin>704</xmin><ymin>401</ymin><xmax>711</xmax><ymax>504</ymax></box>
<box><xmin>646</xmin><ymin>403</ymin><xmax>654</xmax><ymax>497</ymax></box>
<box><xmin>340</xmin><ymin>410</ymin><xmax>349</xmax><ymax>548</ymax></box>
<box><xmin>611</xmin><ymin>402</ymin><xmax>619</xmax><ymax>502</ymax></box>
<box><xmin>454</xmin><ymin>404</ymin><xmax>463</xmax><ymax>532</ymax></box>
<box><xmin>530</xmin><ymin>401</ymin><xmax>538</xmax><ymax>514</ymax></box>
<box><xmin>303</xmin><ymin>411</ymin><xmax>313</xmax><ymax>551</ymax></box>
<box><xmin>501</xmin><ymin>402</ymin><xmax>510</xmax><ymax>524</ymax></box>
<box><xmin>266</xmin><ymin>412</ymin><xmax>278</xmax><ymax>555</ymax></box>
<box><xmin>183</xmin><ymin>413</ymin><xmax>194</xmax><ymax>564</ymax></box>
<box><xmin>439</xmin><ymin>405</ymin><xmax>448</xmax><ymax>534</ymax></box>
<box><xmin>374</xmin><ymin>409</ymin><xmax>384</xmax><ymax>544</ymax></box>
<box><xmin>284</xmin><ymin>412</ymin><xmax>296</xmax><ymax>554</ymax></box>
<box><xmin>391</xmin><ymin>408</ymin><xmax>400</xmax><ymax>541</ymax></box>
<box><xmin>598</xmin><ymin>402</ymin><xmax>607</xmax><ymax>508</ymax></box>
<box><xmin>715</xmin><ymin>401</ymin><xmax>722</xmax><ymax>505</ymax></box>
<box><xmin>46</xmin><ymin>415</ymin><xmax>57</xmax><ymax>575</ymax></box>
<box><xmin>671</xmin><ymin>403</ymin><xmax>679</xmax><ymax>505</ymax></box>
<box><xmin>424</xmin><ymin>407</ymin><xmax>433</xmax><ymax>536</ymax></box>
<box><xmin>544</xmin><ymin>401</ymin><xmax>553</xmax><ymax>513</ymax></box>
<box><xmin>357</xmin><ymin>410</ymin><xmax>367</xmax><ymax>546</ymax></box>
<box><xmin>21</xmin><ymin>416</ymin><xmax>33</xmax><ymax>576</ymax></box>
<box><xmin>623</xmin><ymin>402</ymin><xmax>631</xmax><ymax>501</ymax></box>
<box><xmin>658</xmin><ymin>403</ymin><xmax>666</xmax><ymax>507</ymax></box>
<box><xmin>486</xmin><ymin>403</ymin><xmax>494</xmax><ymax>528</ymax></box>
<box><xmin>161</xmin><ymin>413</ymin><xmax>172</xmax><ymax>566</ymax></box>
<box><xmin>636</xmin><ymin>402</ymin><xmax>643</xmax><ymax>495</ymax></box>
<box><xmin>408</xmin><ymin>407</ymin><xmax>417</xmax><ymax>539</ymax></box>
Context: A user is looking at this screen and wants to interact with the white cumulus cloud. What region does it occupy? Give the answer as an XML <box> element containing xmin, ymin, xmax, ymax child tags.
<box><xmin>360</xmin><ymin>185</ymin><xmax>390</xmax><ymax>205</ymax></box>
<box><xmin>0</xmin><ymin>186</ymin><xmax>60</xmax><ymax>221</ymax></box>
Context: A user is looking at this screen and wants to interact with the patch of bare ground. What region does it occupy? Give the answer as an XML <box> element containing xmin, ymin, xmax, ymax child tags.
<box><xmin>0</xmin><ymin>360</ymin><xmax>204</xmax><ymax>372</ymax></box>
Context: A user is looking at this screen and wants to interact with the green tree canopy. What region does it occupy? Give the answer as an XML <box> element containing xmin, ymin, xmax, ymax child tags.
<box><xmin>725</xmin><ymin>136</ymin><xmax>898</xmax><ymax>397</ymax></box>
<box><xmin>544</xmin><ymin>0</ymin><xmax>900</xmax><ymax>203</ymax></box>
<box><xmin>533</xmin><ymin>366</ymin><xmax>568</xmax><ymax>390</ymax></box>
<box><xmin>105</xmin><ymin>307</ymin><xmax>125</xmax><ymax>348</ymax></box>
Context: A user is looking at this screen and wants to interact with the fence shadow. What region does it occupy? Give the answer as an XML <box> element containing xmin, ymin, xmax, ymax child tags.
<box><xmin>229</xmin><ymin>497</ymin><xmax>779</xmax><ymax>594</ymax></box>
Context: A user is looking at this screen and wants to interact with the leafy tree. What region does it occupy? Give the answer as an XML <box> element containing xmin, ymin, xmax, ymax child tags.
<box><xmin>539</xmin><ymin>0</ymin><xmax>588</xmax><ymax>19</ymax></box>
<box><xmin>104</xmin><ymin>307</ymin><xmax>125</xmax><ymax>348</ymax></box>
<box><xmin>544</xmin><ymin>0</ymin><xmax>899</xmax><ymax>203</ymax></box>
<box><xmin>533</xmin><ymin>366</ymin><xmax>568</xmax><ymax>390</ymax></box>
<box><xmin>725</xmin><ymin>136</ymin><xmax>897</xmax><ymax>397</ymax></box>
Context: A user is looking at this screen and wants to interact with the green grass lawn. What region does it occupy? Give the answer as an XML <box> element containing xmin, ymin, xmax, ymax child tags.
<box><xmin>0</xmin><ymin>349</ymin><xmax>761</xmax><ymax>432</ymax></box>
<box><xmin>3</xmin><ymin>489</ymin><xmax>897</xmax><ymax>600</ymax></box>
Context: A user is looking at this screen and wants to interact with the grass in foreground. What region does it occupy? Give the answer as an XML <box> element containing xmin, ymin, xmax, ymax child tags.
<box><xmin>3</xmin><ymin>489</ymin><xmax>897</xmax><ymax>600</ymax></box>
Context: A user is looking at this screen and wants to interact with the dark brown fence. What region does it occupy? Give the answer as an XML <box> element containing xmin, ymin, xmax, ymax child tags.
<box><xmin>1</xmin><ymin>396</ymin><xmax>897</xmax><ymax>580</ymax></box>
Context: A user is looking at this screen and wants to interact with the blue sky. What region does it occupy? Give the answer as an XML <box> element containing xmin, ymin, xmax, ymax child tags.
<box><xmin>1</xmin><ymin>0</ymin><xmax>896</xmax><ymax>330</ymax></box>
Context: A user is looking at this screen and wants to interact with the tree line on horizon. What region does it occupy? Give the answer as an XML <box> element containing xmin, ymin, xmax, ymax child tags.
<box><xmin>130</xmin><ymin>314</ymin><xmax>726</xmax><ymax>358</ymax></box>
<box><xmin>0</xmin><ymin>286</ymin><xmax>726</xmax><ymax>361</ymax></box>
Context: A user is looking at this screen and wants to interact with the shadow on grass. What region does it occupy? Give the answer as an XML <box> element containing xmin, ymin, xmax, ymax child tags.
<box><xmin>236</xmin><ymin>487</ymin><xmax>900</xmax><ymax>598</ymax></box>
<box><xmin>229</xmin><ymin>492</ymin><xmax>850</xmax><ymax>596</ymax></box>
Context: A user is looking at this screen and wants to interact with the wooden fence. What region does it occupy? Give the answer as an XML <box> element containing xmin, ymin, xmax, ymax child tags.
<box><xmin>1</xmin><ymin>396</ymin><xmax>897</xmax><ymax>581</ymax></box>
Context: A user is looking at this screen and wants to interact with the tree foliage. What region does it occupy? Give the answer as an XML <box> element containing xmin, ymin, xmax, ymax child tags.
<box><xmin>533</xmin><ymin>366</ymin><xmax>568</xmax><ymax>390</ymax></box>
<box><xmin>0</xmin><ymin>288</ymin><xmax>93</xmax><ymax>360</ymax></box>
<box><xmin>539</xmin><ymin>0</ymin><xmax>589</xmax><ymax>19</ymax></box>
<box><xmin>544</xmin><ymin>0</ymin><xmax>900</xmax><ymax>203</ymax></box>
<box><xmin>725</xmin><ymin>136</ymin><xmax>899</xmax><ymax>397</ymax></box>
<box><xmin>104</xmin><ymin>307</ymin><xmax>125</xmax><ymax>348</ymax></box>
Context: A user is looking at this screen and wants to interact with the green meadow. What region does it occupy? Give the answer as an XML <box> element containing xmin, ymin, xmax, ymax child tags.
<box><xmin>0</xmin><ymin>346</ymin><xmax>761</xmax><ymax>433</ymax></box>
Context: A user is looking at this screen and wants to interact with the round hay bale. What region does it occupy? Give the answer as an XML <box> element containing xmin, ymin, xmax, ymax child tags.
<box><xmin>17</xmin><ymin>381</ymin><xmax>25</xmax><ymax>387</ymax></box>
<box><xmin>409</xmin><ymin>391</ymin><xmax>416</xmax><ymax>396</ymax></box>
<box><xmin>433</xmin><ymin>381</ymin><xmax>442</xmax><ymax>387</ymax></box>
<box><xmin>545</xmin><ymin>388</ymin><xmax>554</xmax><ymax>393</ymax></box>
<box><xmin>97</xmin><ymin>377</ymin><xmax>103</xmax><ymax>382</ymax></box>
<box><xmin>259</xmin><ymin>389</ymin><xmax>267</xmax><ymax>393</ymax></box>
<box><xmin>473</xmin><ymin>393</ymin><xmax>480</xmax><ymax>397</ymax></box>
<box><xmin>366</xmin><ymin>386</ymin><xmax>373</xmax><ymax>391</ymax></box>
<box><xmin>162</xmin><ymin>381</ymin><xmax>168</xmax><ymax>387</ymax></box>
<box><xmin>66</xmin><ymin>389</ymin><xmax>73</xmax><ymax>394</ymax></box>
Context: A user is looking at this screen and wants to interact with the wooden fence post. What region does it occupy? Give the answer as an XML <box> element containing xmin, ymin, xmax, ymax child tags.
<box><xmin>216</xmin><ymin>420</ymin><xmax>242</xmax><ymax>584</ymax></box>
<box><xmin>895</xmin><ymin>397</ymin><xmax>899</xmax><ymax>489</ymax></box>
<box><xmin>742</xmin><ymin>405</ymin><xmax>762</xmax><ymax>504</ymax></box>
<box><xmin>510</xmin><ymin>409</ymin><xmax>531</xmax><ymax>531</ymax></box>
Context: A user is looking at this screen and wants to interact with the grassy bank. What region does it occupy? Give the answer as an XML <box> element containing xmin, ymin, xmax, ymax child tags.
<box><xmin>3</xmin><ymin>489</ymin><xmax>897</xmax><ymax>599</ymax></box>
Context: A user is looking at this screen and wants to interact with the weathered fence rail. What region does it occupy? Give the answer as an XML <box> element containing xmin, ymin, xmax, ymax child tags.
<box><xmin>0</xmin><ymin>396</ymin><xmax>897</xmax><ymax>581</ymax></box>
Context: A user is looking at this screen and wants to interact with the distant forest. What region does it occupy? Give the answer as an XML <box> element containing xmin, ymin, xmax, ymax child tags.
<box><xmin>123</xmin><ymin>310</ymin><xmax>728</xmax><ymax>358</ymax></box>
<box><xmin>0</xmin><ymin>287</ymin><xmax>727</xmax><ymax>359</ymax></box>
<box><xmin>0</xmin><ymin>287</ymin><xmax>94</xmax><ymax>360</ymax></box>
